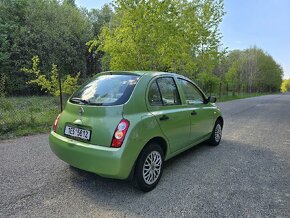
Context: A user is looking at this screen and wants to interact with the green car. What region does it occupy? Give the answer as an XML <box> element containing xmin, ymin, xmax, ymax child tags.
<box><xmin>49</xmin><ymin>71</ymin><xmax>223</xmax><ymax>191</ymax></box>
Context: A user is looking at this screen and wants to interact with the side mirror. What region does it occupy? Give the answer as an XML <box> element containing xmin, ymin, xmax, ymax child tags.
<box><xmin>207</xmin><ymin>96</ymin><xmax>216</xmax><ymax>103</ymax></box>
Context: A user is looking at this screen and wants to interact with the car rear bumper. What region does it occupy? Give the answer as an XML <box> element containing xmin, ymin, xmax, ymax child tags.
<box><xmin>49</xmin><ymin>131</ymin><xmax>133</xmax><ymax>179</ymax></box>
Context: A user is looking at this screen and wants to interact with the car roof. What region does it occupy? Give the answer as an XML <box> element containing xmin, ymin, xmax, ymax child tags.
<box><xmin>102</xmin><ymin>71</ymin><xmax>183</xmax><ymax>78</ymax></box>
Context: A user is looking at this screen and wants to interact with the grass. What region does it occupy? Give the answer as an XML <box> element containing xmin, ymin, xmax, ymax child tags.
<box><xmin>0</xmin><ymin>92</ymin><xmax>278</xmax><ymax>140</ymax></box>
<box><xmin>0</xmin><ymin>96</ymin><xmax>61</xmax><ymax>140</ymax></box>
<box><xmin>214</xmin><ymin>92</ymin><xmax>275</xmax><ymax>102</ymax></box>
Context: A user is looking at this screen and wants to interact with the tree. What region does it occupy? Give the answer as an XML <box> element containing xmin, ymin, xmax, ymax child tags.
<box><xmin>63</xmin><ymin>0</ymin><xmax>76</xmax><ymax>7</ymax></box>
<box><xmin>256</xmin><ymin>52</ymin><xmax>283</xmax><ymax>92</ymax></box>
<box><xmin>243</xmin><ymin>48</ymin><xmax>258</xmax><ymax>92</ymax></box>
<box><xmin>86</xmin><ymin>4</ymin><xmax>114</xmax><ymax>74</ymax></box>
<box><xmin>197</xmin><ymin>71</ymin><xmax>220</xmax><ymax>95</ymax></box>
<box><xmin>225</xmin><ymin>61</ymin><xmax>239</xmax><ymax>95</ymax></box>
<box><xmin>0</xmin><ymin>73</ymin><xmax>7</xmax><ymax>97</ymax></box>
<box><xmin>96</xmin><ymin>0</ymin><xmax>225</xmax><ymax>77</ymax></box>
<box><xmin>24</xmin><ymin>0</ymin><xmax>92</xmax><ymax>76</ymax></box>
<box><xmin>0</xmin><ymin>0</ymin><xmax>32</xmax><ymax>95</ymax></box>
<box><xmin>0</xmin><ymin>0</ymin><xmax>92</xmax><ymax>95</ymax></box>
<box><xmin>88</xmin><ymin>4</ymin><xmax>113</xmax><ymax>37</ymax></box>
<box><xmin>281</xmin><ymin>79</ymin><xmax>290</xmax><ymax>92</ymax></box>
<box><xmin>221</xmin><ymin>47</ymin><xmax>283</xmax><ymax>94</ymax></box>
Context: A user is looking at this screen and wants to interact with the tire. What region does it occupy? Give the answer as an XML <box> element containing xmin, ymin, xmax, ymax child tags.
<box><xmin>133</xmin><ymin>143</ymin><xmax>164</xmax><ymax>192</ymax></box>
<box><xmin>209</xmin><ymin>119</ymin><xmax>223</xmax><ymax>146</ymax></box>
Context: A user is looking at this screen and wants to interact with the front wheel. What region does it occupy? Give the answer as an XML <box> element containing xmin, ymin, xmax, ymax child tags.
<box><xmin>209</xmin><ymin>120</ymin><xmax>223</xmax><ymax>146</ymax></box>
<box><xmin>133</xmin><ymin>143</ymin><xmax>164</xmax><ymax>192</ymax></box>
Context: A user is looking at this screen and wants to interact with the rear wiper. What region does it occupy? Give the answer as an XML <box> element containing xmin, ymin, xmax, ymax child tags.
<box><xmin>70</xmin><ymin>97</ymin><xmax>90</xmax><ymax>105</ymax></box>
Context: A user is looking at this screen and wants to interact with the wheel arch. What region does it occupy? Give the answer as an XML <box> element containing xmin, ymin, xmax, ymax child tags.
<box><xmin>145</xmin><ymin>136</ymin><xmax>168</xmax><ymax>158</ymax></box>
<box><xmin>216</xmin><ymin>116</ymin><xmax>224</xmax><ymax>128</ymax></box>
<box><xmin>127</xmin><ymin>136</ymin><xmax>168</xmax><ymax>181</ymax></box>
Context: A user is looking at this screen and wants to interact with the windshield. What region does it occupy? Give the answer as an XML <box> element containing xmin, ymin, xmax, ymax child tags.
<box><xmin>70</xmin><ymin>74</ymin><xmax>140</xmax><ymax>106</ymax></box>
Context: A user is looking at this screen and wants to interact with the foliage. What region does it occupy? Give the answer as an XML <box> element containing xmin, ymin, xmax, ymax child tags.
<box><xmin>197</xmin><ymin>72</ymin><xmax>220</xmax><ymax>94</ymax></box>
<box><xmin>256</xmin><ymin>52</ymin><xmax>283</xmax><ymax>92</ymax></box>
<box><xmin>21</xmin><ymin>56</ymin><xmax>80</xmax><ymax>96</ymax></box>
<box><xmin>0</xmin><ymin>73</ymin><xmax>7</xmax><ymax>97</ymax></box>
<box><xmin>62</xmin><ymin>74</ymin><xmax>81</xmax><ymax>96</ymax></box>
<box><xmin>219</xmin><ymin>47</ymin><xmax>283</xmax><ymax>93</ymax></box>
<box><xmin>281</xmin><ymin>79</ymin><xmax>290</xmax><ymax>92</ymax></box>
<box><xmin>88</xmin><ymin>4</ymin><xmax>114</xmax><ymax>37</ymax></box>
<box><xmin>0</xmin><ymin>72</ymin><xmax>12</xmax><ymax>112</ymax></box>
<box><xmin>97</xmin><ymin>0</ymin><xmax>225</xmax><ymax>76</ymax></box>
<box><xmin>0</xmin><ymin>0</ymin><xmax>92</xmax><ymax>95</ymax></box>
<box><xmin>225</xmin><ymin>61</ymin><xmax>239</xmax><ymax>95</ymax></box>
<box><xmin>0</xmin><ymin>0</ymin><xmax>285</xmax><ymax>97</ymax></box>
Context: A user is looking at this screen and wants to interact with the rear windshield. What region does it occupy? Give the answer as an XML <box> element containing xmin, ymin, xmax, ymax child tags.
<box><xmin>70</xmin><ymin>74</ymin><xmax>140</xmax><ymax>106</ymax></box>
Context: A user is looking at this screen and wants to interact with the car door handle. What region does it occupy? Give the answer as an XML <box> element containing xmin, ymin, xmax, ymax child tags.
<box><xmin>191</xmin><ymin>111</ymin><xmax>197</xmax><ymax>116</ymax></box>
<box><xmin>159</xmin><ymin>115</ymin><xmax>169</xmax><ymax>121</ymax></box>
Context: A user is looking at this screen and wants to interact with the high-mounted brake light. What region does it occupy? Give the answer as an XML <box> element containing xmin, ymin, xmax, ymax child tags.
<box><xmin>53</xmin><ymin>113</ymin><xmax>61</xmax><ymax>132</ymax></box>
<box><xmin>111</xmin><ymin>119</ymin><xmax>130</xmax><ymax>148</ymax></box>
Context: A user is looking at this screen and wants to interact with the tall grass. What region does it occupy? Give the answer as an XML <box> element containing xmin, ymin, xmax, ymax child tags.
<box><xmin>0</xmin><ymin>96</ymin><xmax>61</xmax><ymax>139</ymax></box>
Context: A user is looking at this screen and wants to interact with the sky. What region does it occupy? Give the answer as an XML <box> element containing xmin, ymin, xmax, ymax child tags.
<box><xmin>76</xmin><ymin>0</ymin><xmax>290</xmax><ymax>79</ymax></box>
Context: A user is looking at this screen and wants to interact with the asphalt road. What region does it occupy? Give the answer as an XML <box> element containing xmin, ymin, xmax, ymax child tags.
<box><xmin>1</xmin><ymin>93</ymin><xmax>290</xmax><ymax>217</ymax></box>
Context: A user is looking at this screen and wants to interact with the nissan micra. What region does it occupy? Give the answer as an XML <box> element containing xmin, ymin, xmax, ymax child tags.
<box><xmin>49</xmin><ymin>71</ymin><xmax>223</xmax><ymax>191</ymax></box>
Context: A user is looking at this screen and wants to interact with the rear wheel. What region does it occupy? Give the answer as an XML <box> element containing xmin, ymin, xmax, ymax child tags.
<box><xmin>133</xmin><ymin>143</ymin><xmax>164</xmax><ymax>192</ymax></box>
<box><xmin>209</xmin><ymin>119</ymin><xmax>223</xmax><ymax>146</ymax></box>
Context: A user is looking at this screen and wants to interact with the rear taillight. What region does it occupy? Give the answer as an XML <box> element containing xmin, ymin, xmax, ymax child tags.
<box><xmin>111</xmin><ymin>119</ymin><xmax>130</xmax><ymax>148</ymax></box>
<box><xmin>53</xmin><ymin>113</ymin><xmax>61</xmax><ymax>132</ymax></box>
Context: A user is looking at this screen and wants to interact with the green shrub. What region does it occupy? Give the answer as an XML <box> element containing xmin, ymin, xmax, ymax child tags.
<box><xmin>21</xmin><ymin>56</ymin><xmax>80</xmax><ymax>96</ymax></box>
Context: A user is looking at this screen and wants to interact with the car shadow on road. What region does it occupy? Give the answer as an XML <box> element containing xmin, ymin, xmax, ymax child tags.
<box><xmin>63</xmin><ymin>138</ymin><xmax>290</xmax><ymax>216</ymax></box>
<box><xmin>163</xmin><ymin>142</ymin><xmax>211</xmax><ymax>168</ymax></box>
<box><xmin>67</xmin><ymin>141</ymin><xmax>213</xmax><ymax>193</ymax></box>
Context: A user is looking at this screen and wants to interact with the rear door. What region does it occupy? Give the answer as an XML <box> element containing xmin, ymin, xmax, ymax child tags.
<box><xmin>147</xmin><ymin>77</ymin><xmax>191</xmax><ymax>153</ymax></box>
<box><xmin>177</xmin><ymin>78</ymin><xmax>214</xmax><ymax>142</ymax></box>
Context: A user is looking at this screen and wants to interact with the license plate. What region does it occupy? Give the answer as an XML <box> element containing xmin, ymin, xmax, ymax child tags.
<box><xmin>64</xmin><ymin>126</ymin><xmax>91</xmax><ymax>141</ymax></box>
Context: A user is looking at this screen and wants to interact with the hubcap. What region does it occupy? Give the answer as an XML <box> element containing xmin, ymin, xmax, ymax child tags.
<box><xmin>143</xmin><ymin>151</ymin><xmax>162</xmax><ymax>185</ymax></box>
<box><xmin>215</xmin><ymin>124</ymin><xmax>222</xmax><ymax>142</ymax></box>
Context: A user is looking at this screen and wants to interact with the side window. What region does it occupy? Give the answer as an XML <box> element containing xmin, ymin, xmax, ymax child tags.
<box><xmin>177</xmin><ymin>79</ymin><xmax>204</xmax><ymax>104</ymax></box>
<box><xmin>148</xmin><ymin>81</ymin><xmax>163</xmax><ymax>106</ymax></box>
<box><xmin>156</xmin><ymin>77</ymin><xmax>181</xmax><ymax>105</ymax></box>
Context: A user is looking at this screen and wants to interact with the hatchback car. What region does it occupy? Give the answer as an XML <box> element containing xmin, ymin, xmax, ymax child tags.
<box><xmin>49</xmin><ymin>71</ymin><xmax>223</xmax><ymax>191</ymax></box>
